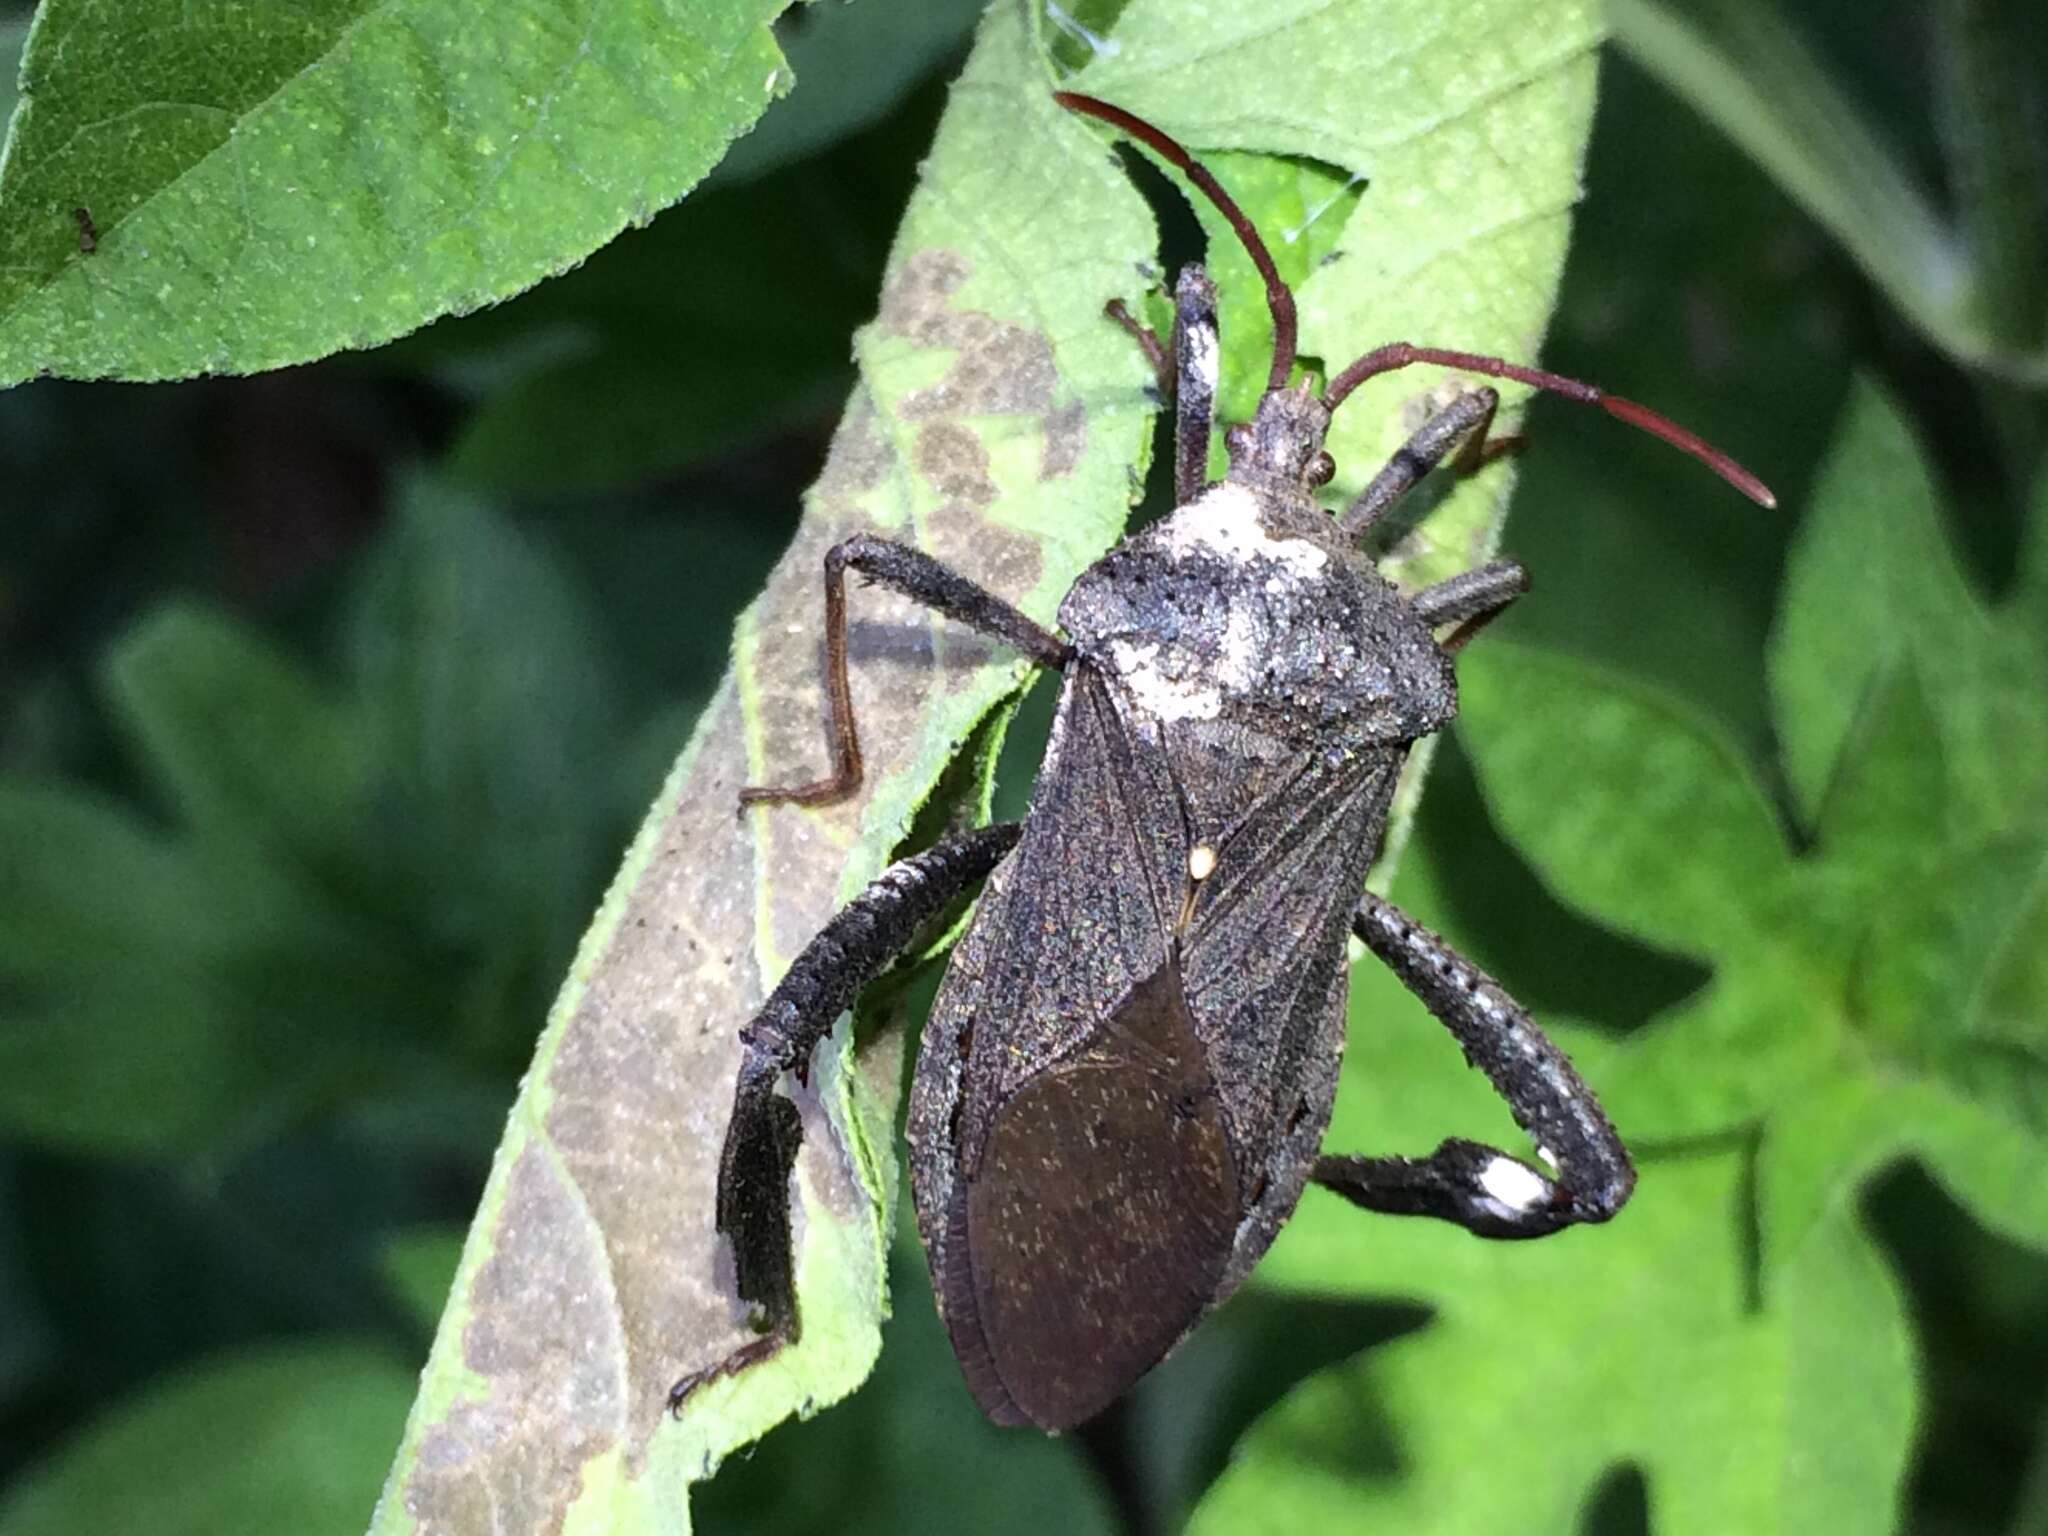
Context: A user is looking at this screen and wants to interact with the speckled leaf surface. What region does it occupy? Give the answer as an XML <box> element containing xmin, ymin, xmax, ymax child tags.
<box><xmin>0</xmin><ymin>0</ymin><xmax>789</xmax><ymax>383</ymax></box>
<box><xmin>372</xmin><ymin>0</ymin><xmax>1608</xmax><ymax>1528</ymax></box>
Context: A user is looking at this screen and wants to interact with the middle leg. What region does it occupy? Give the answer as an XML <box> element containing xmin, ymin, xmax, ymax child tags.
<box><xmin>742</xmin><ymin>536</ymin><xmax>1069</xmax><ymax>807</ymax></box>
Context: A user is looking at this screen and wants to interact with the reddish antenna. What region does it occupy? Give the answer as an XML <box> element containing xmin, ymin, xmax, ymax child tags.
<box><xmin>1323</xmin><ymin>343</ymin><xmax>1776</xmax><ymax>508</ymax></box>
<box><xmin>1054</xmin><ymin>93</ymin><xmax>1777</xmax><ymax>510</ymax></box>
<box><xmin>1055</xmin><ymin>91</ymin><xmax>1298</xmax><ymax>393</ymax></box>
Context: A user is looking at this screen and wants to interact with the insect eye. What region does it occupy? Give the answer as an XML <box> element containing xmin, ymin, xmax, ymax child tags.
<box><xmin>1307</xmin><ymin>451</ymin><xmax>1336</xmax><ymax>487</ymax></box>
<box><xmin>1224</xmin><ymin>424</ymin><xmax>1253</xmax><ymax>459</ymax></box>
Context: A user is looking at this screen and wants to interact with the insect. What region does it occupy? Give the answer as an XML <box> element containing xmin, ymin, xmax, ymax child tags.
<box><xmin>670</xmin><ymin>92</ymin><xmax>1773</xmax><ymax>1432</ymax></box>
<box><xmin>72</xmin><ymin>206</ymin><xmax>97</xmax><ymax>254</ymax></box>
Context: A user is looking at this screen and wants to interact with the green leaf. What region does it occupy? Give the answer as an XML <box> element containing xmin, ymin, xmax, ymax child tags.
<box><xmin>348</xmin><ymin>477</ymin><xmax>622</xmax><ymax>970</ymax></box>
<box><xmin>1807</xmin><ymin>661</ymin><xmax>1950</xmax><ymax>900</ymax></box>
<box><xmin>0</xmin><ymin>1342</ymin><xmax>413</xmax><ymax>1536</ymax></box>
<box><xmin>1075</xmin><ymin>0</ymin><xmax>1606</xmax><ymax>592</ymax></box>
<box><xmin>1768</xmin><ymin>379</ymin><xmax>2048</xmax><ymax>839</ymax></box>
<box><xmin>1197</xmin><ymin>1151</ymin><xmax>1912</xmax><ymax>1535</ymax></box>
<box><xmin>0</xmin><ymin>782</ymin><xmax>335</xmax><ymax>1154</ymax></box>
<box><xmin>1458</xmin><ymin>642</ymin><xmax>1787</xmax><ymax>955</ymax></box>
<box><xmin>1854</xmin><ymin>835</ymin><xmax>2048</xmax><ymax>1134</ymax></box>
<box><xmin>0</xmin><ymin>0</ymin><xmax>791</xmax><ymax>383</ymax></box>
<box><xmin>1769</xmin><ymin>380</ymin><xmax>1985</xmax><ymax>823</ymax></box>
<box><xmin>99</xmin><ymin>604</ymin><xmax>365</xmax><ymax>862</ymax></box>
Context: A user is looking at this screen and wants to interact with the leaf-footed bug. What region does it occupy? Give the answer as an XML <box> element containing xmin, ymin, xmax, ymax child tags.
<box><xmin>669</xmin><ymin>92</ymin><xmax>1774</xmax><ymax>1433</ymax></box>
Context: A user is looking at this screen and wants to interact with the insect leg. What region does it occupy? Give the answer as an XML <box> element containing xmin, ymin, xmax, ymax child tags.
<box><xmin>742</xmin><ymin>535</ymin><xmax>1069</xmax><ymax>807</ymax></box>
<box><xmin>668</xmin><ymin>821</ymin><xmax>1024</xmax><ymax>1414</ymax></box>
<box><xmin>1312</xmin><ymin>892</ymin><xmax>1635</xmax><ymax>1238</ymax></box>
<box><xmin>1335</xmin><ymin>386</ymin><xmax>1507</xmax><ymax>542</ymax></box>
<box><xmin>1168</xmin><ymin>265</ymin><xmax>1220</xmax><ymax>504</ymax></box>
<box><xmin>1102</xmin><ymin>265</ymin><xmax>1219</xmax><ymax>504</ymax></box>
<box><xmin>1411</xmin><ymin>560</ymin><xmax>1529</xmax><ymax>653</ymax></box>
<box><xmin>1105</xmin><ymin>299</ymin><xmax>1169</xmax><ymax>392</ymax></box>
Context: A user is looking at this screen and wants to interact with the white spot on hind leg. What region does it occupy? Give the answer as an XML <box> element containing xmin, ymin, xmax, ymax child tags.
<box><xmin>1478</xmin><ymin>1155</ymin><xmax>1548</xmax><ymax>1213</ymax></box>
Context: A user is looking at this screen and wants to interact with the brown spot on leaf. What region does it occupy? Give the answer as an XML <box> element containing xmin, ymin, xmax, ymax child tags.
<box><xmin>915</xmin><ymin>422</ymin><xmax>997</xmax><ymax>509</ymax></box>
<box><xmin>877</xmin><ymin>248</ymin><xmax>971</xmax><ymax>344</ymax></box>
<box><xmin>1041</xmin><ymin>401</ymin><xmax>1087</xmax><ymax>480</ymax></box>
<box><xmin>902</xmin><ymin>315</ymin><xmax>1058</xmax><ymax>420</ymax></box>
<box><xmin>879</xmin><ymin>250</ymin><xmax>1074</xmax><ymax>483</ymax></box>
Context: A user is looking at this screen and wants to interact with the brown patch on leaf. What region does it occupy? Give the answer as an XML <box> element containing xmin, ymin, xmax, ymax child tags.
<box><xmin>914</xmin><ymin>422</ymin><xmax>997</xmax><ymax>509</ymax></box>
<box><xmin>880</xmin><ymin>248</ymin><xmax>1084</xmax><ymax>488</ymax></box>
<box><xmin>1041</xmin><ymin>401</ymin><xmax>1088</xmax><ymax>480</ymax></box>
<box><xmin>876</xmin><ymin>248</ymin><xmax>971</xmax><ymax>343</ymax></box>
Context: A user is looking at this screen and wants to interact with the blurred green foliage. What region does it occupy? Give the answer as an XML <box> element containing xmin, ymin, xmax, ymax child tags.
<box><xmin>0</xmin><ymin>1</ymin><xmax>2044</xmax><ymax>1534</ymax></box>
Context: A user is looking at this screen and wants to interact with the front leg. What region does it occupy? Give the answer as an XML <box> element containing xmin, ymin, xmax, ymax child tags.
<box><xmin>668</xmin><ymin>822</ymin><xmax>1023</xmax><ymax>1413</ymax></box>
<box><xmin>1314</xmin><ymin>892</ymin><xmax>1634</xmax><ymax>1237</ymax></box>
<box><xmin>743</xmin><ymin>536</ymin><xmax>1069</xmax><ymax>807</ymax></box>
<box><xmin>1107</xmin><ymin>265</ymin><xmax>1220</xmax><ymax>504</ymax></box>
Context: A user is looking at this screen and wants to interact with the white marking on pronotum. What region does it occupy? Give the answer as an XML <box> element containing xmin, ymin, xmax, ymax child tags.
<box><xmin>1107</xmin><ymin>638</ymin><xmax>1223</xmax><ymax>722</ymax></box>
<box><xmin>1044</xmin><ymin>1</ymin><xmax>1120</xmax><ymax>59</ymax></box>
<box><xmin>1478</xmin><ymin>1155</ymin><xmax>1548</xmax><ymax>1213</ymax></box>
<box><xmin>1188</xmin><ymin>844</ymin><xmax>1218</xmax><ymax>882</ymax></box>
<box><xmin>1536</xmin><ymin>1145</ymin><xmax>1559</xmax><ymax>1171</ymax></box>
<box><xmin>1216</xmin><ymin>605</ymin><xmax>1261</xmax><ymax>690</ymax></box>
<box><xmin>1164</xmin><ymin>483</ymin><xmax>1328</xmax><ymax>579</ymax></box>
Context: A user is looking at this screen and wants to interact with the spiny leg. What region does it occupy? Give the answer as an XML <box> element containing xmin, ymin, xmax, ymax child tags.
<box><xmin>1313</xmin><ymin>893</ymin><xmax>1634</xmax><ymax>1238</ymax></box>
<box><xmin>668</xmin><ymin>822</ymin><xmax>1024</xmax><ymax>1414</ymax></box>
<box><xmin>1105</xmin><ymin>265</ymin><xmax>1220</xmax><ymax>505</ymax></box>
<box><xmin>742</xmin><ymin>536</ymin><xmax>1069</xmax><ymax>807</ymax></box>
<box><xmin>1335</xmin><ymin>386</ymin><xmax>1513</xmax><ymax>542</ymax></box>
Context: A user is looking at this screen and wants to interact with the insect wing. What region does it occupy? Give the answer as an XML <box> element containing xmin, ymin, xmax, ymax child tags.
<box><xmin>910</xmin><ymin>665</ymin><xmax>1392</xmax><ymax>1427</ymax></box>
<box><xmin>946</xmin><ymin>960</ymin><xmax>1237</xmax><ymax>1429</ymax></box>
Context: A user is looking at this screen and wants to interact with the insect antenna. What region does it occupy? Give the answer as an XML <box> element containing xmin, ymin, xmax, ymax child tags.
<box><xmin>1323</xmin><ymin>344</ymin><xmax>1777</xmax><ymax>509</ymax></box>
<box><xmin>1054</xmin><ymin>92</ymin><xmax>1298</xmax><ymax>393</ymax></box>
